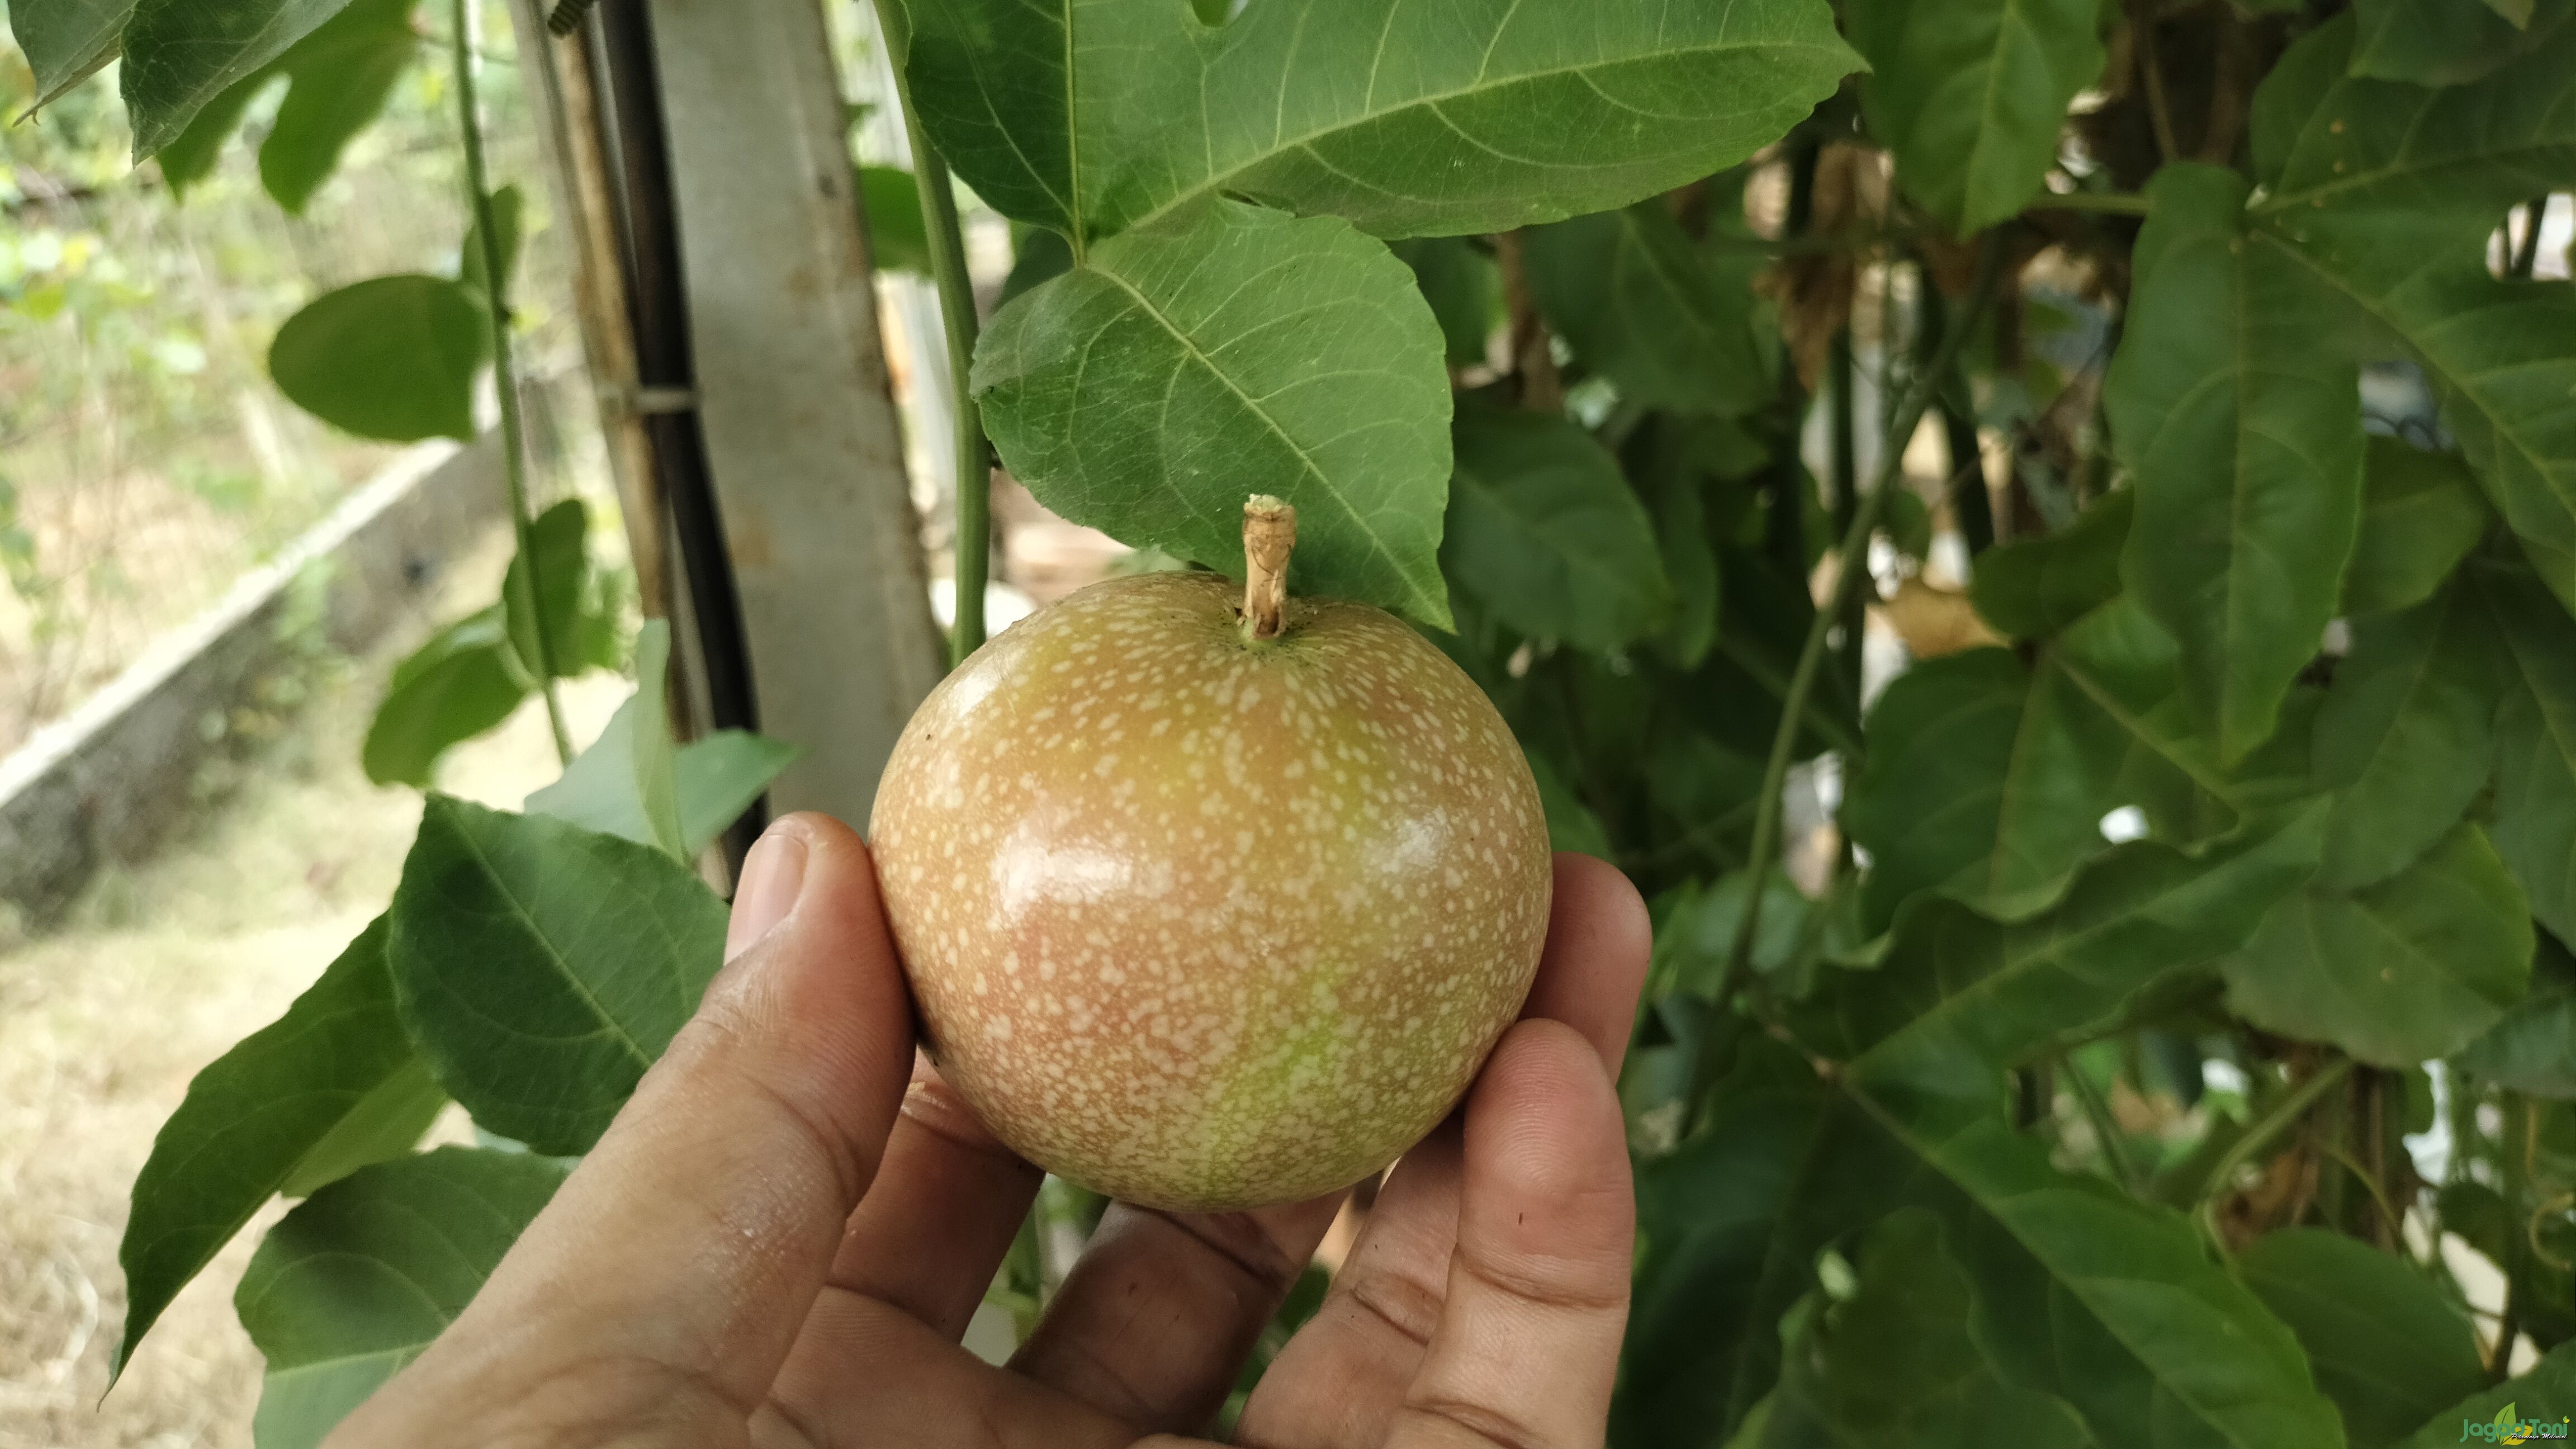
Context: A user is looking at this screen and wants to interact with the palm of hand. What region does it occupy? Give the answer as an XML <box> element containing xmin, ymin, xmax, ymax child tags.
<box><xmin>327</xmin><ymin>815</ymin><xmax>1649</xmax><ymax>1449</ymax></box>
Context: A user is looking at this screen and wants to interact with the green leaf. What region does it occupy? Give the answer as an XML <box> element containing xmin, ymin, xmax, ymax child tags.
<box><xmin>2314</xmin><ymin>583</ymin><xmax>2503</xmax><ymax>889</ymax></box>
<box><xmin>1845</xmin><ymin>598</ymin><xmax>2301</xmax><ymax>933</ymax></box>
<box><xmin>236</xmin><ymin>1148</ymin><xmax>569</xmax><ymax>1449</ymax></box>
<box><xmin>2260</xmin><ymin>11</ymin><xmax>2576</xmax><ymax>215</ymax></box>
<box><xmin>387</xmin><ymin>797</ymin><xmax>728</xmax><ymax>1155</ymax></box>
<box><xmin>2256</xmin><ymin>204</ymin><xmax>2576</xmax><ymax>614</ymax></box>
<box><xmin>457</xmin><ymin>182</ymin><xmax>524</xmax><ymax>302</ymax></box>
<box><xmin>502</xmin><ymin>499</ymin><xmax>593</xmax><ymax>683</ymax></box>
<box><xmin>2349</xmin><ymin>0</ymin><xmax>2574</xmax><ymax>84</ymax></box>
<box><xmin>1615</xmin><ymin>1036</ymin><xmax>1834</xmax><ymax>1446</ymax></box>
<box><xmin>2483</xmin><ymin>564</ymin><xmax>2576</xmax><ymax>945</ymax></box>
<box><xmin>10</xmin><ymin>0</ymin><xmax>135</xmax><ymax>106</ymax></box>
<box><xmin>261</xmin><ymin>0</ymin><xmax>418</xmax><ymax>212</ymax></box>
<box><xmin>1755</xmin><ymin>1211</ymin><xmax>2091</xmax><ymax>1448</ymax></box>
<box><xmin>1969</xmin><ymin>488</ymin><xmax>2132</xmax><ymax>640</ymax></box>
<box><xmin>1645</xmin><ymin>453</ymin><xmax>1723</xmax><ymax>670</ymax></box>
<box><xmin>973</xmin><ymin>197</ymin><xmax>1455</xmax><ymax>624</ymax></box>
<box><xmin>1389</xmin><ymin>237</ymin><xmax>1499</xmax><ymax>366</ymax></box>
<box><xmin>2238</xmin><ymin>1228</ymin><xmax>2489</xmax><ymax>1448</ymax></box>
<box><xmin>1805</xmin><ymin>805</ymin><xmax>2327</xmax><ymax>1078</ymax></box>
<box><xmin>362</xmin><ymin>608</ymin><xmax>527</xmax><ymax>788</ymax></box>
<box><xmin>1844</xmin><ymin>0</ymin><xmax>2109</xmax><ymax>232</ymax></box>
<box><xmin>1444</xmin><ymin>407</ymin><xmax>1671</xmax><ymax>651</ymax></box>
<box><xmin>120</xmin><ymin>0</ymin><xmax>364</xmax><ymax>159</ymax></box>
<box><xmin>112</xmin><ymin>918</ymin><xmax>441</xmax><ymax>1381</ymax></box>
<box><xmin>155</xmin><ymin>70</ymin><xmax>276</xmax><ymax>197</ymax></box>
<box><xmin>858</xmin><ymin>164</ymin><xmax>932</xmax><ymax>274</ymax></box>
<box><xmin>2224</xmin><ymin>822</ymin><xmax>2534</xmax><ymax>1067</ymax></box>
<box><xmin>528</xmin><ymin>618</ymin><xmax>679</xmax><ymax>857</ymax></box>
<box><xmin>2345</xmin><ymin>439</ymin><xmax>2493</xmax><ymax>619</ymax></box>
<box><xmin>2392</xmin><ymin>1342</ymin><xmax>2576</xmax><ymax>1448</ymax></box>
<box><xmin>2109</xmin><ymin>164</ymin><xmax>2365</xmax><ymax>763</ymax></box>
<box><xmin>901</xmin><ymin>0</ymin><xmax>1859</xmax><ymax>242</ymax></box>
<box><xmin>526</xmin><ymin>623</ymin><xmax>798</xmax><ymax>859</ymax></box>
<box><xmin>1522</xmin><ymin>202</ymin><xmax>1768</xmax><ymax>415</ymax></box>
<box><xmin>269</xmin><ymin>274</ymin><xmax>488</xmax><ymax>442</ymax></box>
<box><xmin>2456</xmin><ymin>932</ymin><xmax>2576</xmax><ymax>1098</ymax></box>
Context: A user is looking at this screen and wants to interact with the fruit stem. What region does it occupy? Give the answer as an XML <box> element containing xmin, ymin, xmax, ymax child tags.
<box><xmin>1239</xmin><ymin>495</ymin><xmax>1297</xmax><ymax>642</ymax></box>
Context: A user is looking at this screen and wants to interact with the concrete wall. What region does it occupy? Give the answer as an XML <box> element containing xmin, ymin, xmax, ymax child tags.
<box><xmin>0</xmin><ymin>437</ymin><xmax>505</xmax><ymax>923</ymax></box>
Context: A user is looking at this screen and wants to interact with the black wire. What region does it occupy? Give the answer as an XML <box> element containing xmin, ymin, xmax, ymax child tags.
<box><xmin>590</xmin><ymin>0</ymin><xmax>770</xmax><ymax>872</ymax></box>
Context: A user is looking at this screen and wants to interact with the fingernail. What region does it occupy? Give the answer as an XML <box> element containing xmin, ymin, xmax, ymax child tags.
<box><xmin>725</xmin><ymin>822</ymin><xmax>811</xmax><ymax>962</ymax></box>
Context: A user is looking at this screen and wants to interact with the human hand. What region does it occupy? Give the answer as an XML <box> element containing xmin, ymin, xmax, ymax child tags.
<box><xmin>327</xmin><ymin>810</ymin><xmax>1652</xmax><ymax>1448</ymax></box>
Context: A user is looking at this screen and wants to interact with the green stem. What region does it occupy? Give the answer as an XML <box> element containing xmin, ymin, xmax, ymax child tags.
<box><xmin>2196</xmin><ymin>1057</ymin><xmax>2354</xmax><ymax>1252</ymax></box>
<box><xmin>454</xmin><ymin>0</ymin><xmax>569</xmax><ymax>764</ymax></box>
<box><xmin>1703</xmin><ymin>234</ymin><xmax>2011</xmax><ymax>1024</ymax></box>
<box><xmin>2027</xmin><ymin>190</ymin><xmax>2153</xmax><ymax>216</ymax></box>
<box><xmin>870</xmin><ymin>0</ymin><xmax>991</xmax><ymax>667</ymax></box>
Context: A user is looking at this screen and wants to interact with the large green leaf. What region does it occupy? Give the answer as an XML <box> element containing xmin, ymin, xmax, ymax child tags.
<box><xmin>387</xmin><ymin>797</ymin><xmax>728</xmax><ymax>1155</ymax></box>
<box><xmin>2260</xmin><ymin>12</ymin><xmax>2576</xmax><ymax>215</ymax></box>
<box><xmin>973</xmin><ymin>197</ymin><xmax>1454</xmax><ymax>623</ymax></box>
<box><xmin>361</xmin><ymin>608</ymin><xmax>528</xmax><ymax>789</ymax></box>
<box><xmin>2313</xmin><ymin>583</ymin><xmax>2503</xmax><ymax>889</ymax></box>
<box><xmin>1844</xmin><ymin>0</ymin><xmax>2108</xmax><ymax>232</ymax></box>
<box><xmin>1624</xmin><ymin>826</ymin><xmax>2338</xmax><ymax>1449</ymax></box>
<box><xmin>269</xmin><ymin>274</ymin><xmax>488</xmax><ymax>443</ymax></box>
<box><xmin>120</xmin><ymin>0</ymin><xmax>362</xmax><ymax>159</ymax></box>
<box><xmin>1805</xmin><ymin>806</ymin><xmax>2326</xmax><ymax>1081</ymax></box>
<box><xmin>10</xmin><ymin>0</ymin><xmax>131</xmax><ymax>105</ymax></box>
<box><xmin>1443</xmin><ymin>407</ymin><xmax>1671</xmax><ymax>651</ymax></box>
<box><xmin>236</xmin><ymin>1148</ymin><xmax>569</xmax><ymax>1449</ymax></box>
<box><xmin>1754</xmin><ymin>1210</ymin><xmax>2091</xmax><ymax>1448</ymax></box>
<box><xmin>2109</xmin><ymin>164</ymin><xmax>2364</xmax><ymax>764</ymax></box>
<box><xmin>2238</xmin><ymin>1228</ymin><xmax>2489</xmax><ymax>1449</ymax></box>
<box><xmin>2483</xmin><ymin>564</ymin><xmax>2576</xmax><ymax>945</ymax></box>
<box><xmin>901</xmin><ymin>0</ymin><xmax>1859</xmax><ymax>243</ymax></box>
<box><xmin>2390</xmin><ymin>1341</ymin><xmax>2576</xmax><ymax>1448</ymax></box>
<box><xmin>113</xmin><ymin>918</ymin><xmax>441</xmax><ymax>1381</ymax></box>
<box><xmin>1522</xmin><ymin>202</ymin><xmax>1768</xmax><ymax>416</ymax></box>
<box><xmin>2455</xmin><ymin>933</ymin><xmax>2576</xmax><ymax>1098</ymax></box>
<box><xmin>2348</xmin><ymin>0</ymin><xmax>2575</xmax><ymax>85</ymax></box>
<box><xmin>1969</xmin><ymin>487</ymin><xmax>2132</xmax><ymax>641</ymax></box>
<box><xmin>2223</xmin><ymin>822</ymin><xmax>2534</xmax><ymax>1067</ymax></box>
<box><xmin>2344</xmin><ymin>439</ymin><xmax>2493</xmax><ymax>620</ymax></box>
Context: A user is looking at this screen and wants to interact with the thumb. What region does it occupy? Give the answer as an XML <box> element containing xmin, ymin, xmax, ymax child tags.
<box><xmin>342</xmin><ymin>814</ymin><xmax>917</xmax><ymax>1440</ymax></box>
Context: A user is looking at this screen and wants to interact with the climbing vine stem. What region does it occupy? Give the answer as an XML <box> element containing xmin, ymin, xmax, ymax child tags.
<box><xmin>869</xmin><ymin>0</ymin><xmax>992</xmax><ymax>668</ymax></box>
<box><xmin>1700</xmin><ymin>231</ymin><xmax>2012</xmax><ymax>1057</ymax></box>
<box><xmin>453</xmin><ymin>0</ymin><xmax>571</xmax><ymax>763</ymax></box>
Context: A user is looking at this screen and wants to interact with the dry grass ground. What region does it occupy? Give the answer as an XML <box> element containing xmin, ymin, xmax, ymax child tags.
<box><xmin>0</xmin><ymin>534</ymin><xmax>625</xmax><ymax>1449</ymax></box>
